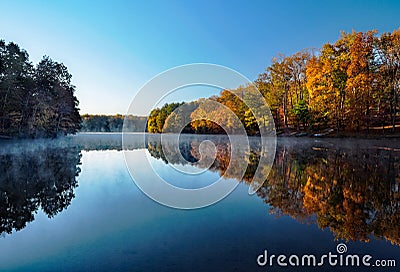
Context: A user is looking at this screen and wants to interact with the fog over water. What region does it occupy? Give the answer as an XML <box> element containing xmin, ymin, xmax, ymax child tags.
<box><xmin>0</xmin><ymin>133</ymin><xmax>399</xmax><ymax>271</ymax></box>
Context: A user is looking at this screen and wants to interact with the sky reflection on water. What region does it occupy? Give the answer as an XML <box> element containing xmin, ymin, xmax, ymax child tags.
<box><xmin>0</xmin><ymin>134</ymin><xmax>399</xmax><ymax>271</ymax></box>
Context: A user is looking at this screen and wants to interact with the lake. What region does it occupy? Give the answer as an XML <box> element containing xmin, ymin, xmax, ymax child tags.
<box><xmin>0</xmin><ymin>133</ymin><xmax>399</xmax><ymax>271</ymax></box>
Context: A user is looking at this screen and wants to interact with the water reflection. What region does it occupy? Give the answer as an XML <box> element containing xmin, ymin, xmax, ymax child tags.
<box><xmin>147</xmin><ymin>136</ymin><xmax>400</xmax><ymax>245</ymax></box>
<box><xmin>261</xmin><ymin>139</ymin><xmax>400</xmax><ymax>246</ymax></box>
<box><xmin>0</xmin><ymin>144</ymin><xmax>81</xmax><ymax>235</ymax></box>
<box><xmin>1</xmin><ymin>134</ymin><xmax>399</xmax><ymax>247</ymax></box>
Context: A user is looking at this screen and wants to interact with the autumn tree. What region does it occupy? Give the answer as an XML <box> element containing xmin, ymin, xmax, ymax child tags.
<box><xmin>256</xmin><ymin>50</ymin><xmax>311</xmax><ymax>130</ymax></box>
<box><xmin>163</xmin><ymin>101</ymin><xmax>198</xmax><ymax>133</ymax></box>
<box><xmin>146</xmin><ymin>102</ymin><xmax>183</xmax><ymax>133</ymax></box>
<box><xmin>375</xmin><ymin>28</ymin><xmax>400</xmax><ymax>132</ymax></box>
<box><xmin>266</xmin><ymin>54</ymin><xmax>291</xmax><ymax>128</ymax></box>
<box><xmin>306</xmin><ymin>41</ymin><xmax>348</xmax><ymax>131</ymax></box>
<box><xmin>146</xmin><ymin>29</ymin><xmax>399</xmax><ymax>135</ymax></box>
<box><xmin>190</xmin><ymin>98</ymin><xmax>238</xmax><ymax>134</ymax></box>
<box><xmin>344</xmin><ymin>31</ymin><xmax>376</xmax><ymax>131</ymax></box>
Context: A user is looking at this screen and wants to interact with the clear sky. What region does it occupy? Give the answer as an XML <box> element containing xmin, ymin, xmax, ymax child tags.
<box><xmin>1</xmin><ymin>0</ymin><xmax>399</xmax><ymax>115</ymax></box>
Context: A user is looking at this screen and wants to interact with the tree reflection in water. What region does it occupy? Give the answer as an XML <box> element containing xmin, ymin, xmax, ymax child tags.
<box><xmin>1</xmin><ymin>135</ymin><xmax>398</xmax><ymax>246</ymax></box>
<box><xmin>148</xmin><ymin>136</ymin><xmax>400</xmax><ymax>245</ymax></box>
<box><xmin>0</xmin><ymin>145</ymin><xmax>81</xmax><ymax>235</ymax></box>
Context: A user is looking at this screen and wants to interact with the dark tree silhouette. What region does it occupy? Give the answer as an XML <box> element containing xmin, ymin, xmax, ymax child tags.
<box><xmin>0</xmin><ymin>40</ymin><xmax>81</xmax><ymax>138</ymax></box>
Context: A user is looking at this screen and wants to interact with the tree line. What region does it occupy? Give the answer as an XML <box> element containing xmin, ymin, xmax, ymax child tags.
<box><xmin>0</xmin><ymin>40</ymin><xmax>81</xmax><ymax>138</ymax></box>
<box><xmin>147</xmin><ymin>92</ymin><xmax>267</xmax><ymax>135</ymax></box>
<box><xmin>148</xmin><ymin>29</ymin><xmax>400</xmax><ymax>135</ymax></box>
<box><xmin>80</xmin><ymin>114</ymin><xmax>147</xmax><ymax>132</ymax></box>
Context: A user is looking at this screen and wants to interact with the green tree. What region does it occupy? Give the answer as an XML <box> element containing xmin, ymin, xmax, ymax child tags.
<box><xmin>146</xmin><ymin>102</ymin><xmax>183</xmax><ymax>133</ymax></box>
<box><xmin>292</xmin><ymin>100</ymin><xmax>310</xmax><ymax>130</ymax></box>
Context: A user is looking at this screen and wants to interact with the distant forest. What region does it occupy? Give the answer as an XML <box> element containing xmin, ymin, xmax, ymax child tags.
<box><xmin>148</xmin><ymin>29</ymin><xmax>400</xmax><ymax>135</ymax></box>
<box><xmin>80</xmin><ymin>114</ymin><xmax>147</xmax><ymax>132</ymax></box>
<box><xmin>0</xmin><ymin>40</ymin><xmax>81</xmax><ymax>138</ymax></box>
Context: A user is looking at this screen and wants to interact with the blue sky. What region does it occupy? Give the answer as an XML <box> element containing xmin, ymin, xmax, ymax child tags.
<box><xmin>1</xmin><ymin>0</ymin><xmax>399</xmax><ymax>115</ymax></box>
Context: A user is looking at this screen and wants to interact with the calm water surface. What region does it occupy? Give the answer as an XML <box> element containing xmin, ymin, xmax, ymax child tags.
<box><xmin>0</xmin><ymin>133</ymin><xmax>399</xmax><ymax>271</ymax></box>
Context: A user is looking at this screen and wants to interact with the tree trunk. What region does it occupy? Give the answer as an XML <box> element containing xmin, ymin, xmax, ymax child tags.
<box><xmin>392</xmin><ymin>88</ymin><xmax>397</xmax><ymax>133</ymax></box>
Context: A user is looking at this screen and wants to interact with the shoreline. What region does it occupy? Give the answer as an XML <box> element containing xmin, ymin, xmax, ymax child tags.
<box><xmin>2</xmin><ymin>131</ymin><xmax>400</xmax><ymax>142</ymax></box>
